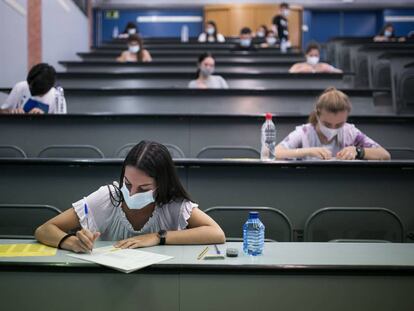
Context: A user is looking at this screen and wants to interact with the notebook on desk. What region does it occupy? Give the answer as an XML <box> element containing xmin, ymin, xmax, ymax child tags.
<box><xmin>68</xmin><ymin>246</ymin><xmax>173</xmax><ymax>273</ymax></box>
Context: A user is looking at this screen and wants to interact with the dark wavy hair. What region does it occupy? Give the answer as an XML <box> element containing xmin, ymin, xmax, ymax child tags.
<box><xmin>195</xmin><ymin>52</ymin><xmax>214</xmax><ymax>79</ymax></box>
<box><xmin>128</xmin><ymin>34</ymin><xmax>145</xmax><ymax>62</ymax></box>
<box><xmin>109</xmin><ymin>141</ymin><xmax>192</xmax><ymax>207</ymax></box>
<box><xmin>26</xmin><ymin>63</ymin><xmax>56</xmax><ymax>96</ymax></box>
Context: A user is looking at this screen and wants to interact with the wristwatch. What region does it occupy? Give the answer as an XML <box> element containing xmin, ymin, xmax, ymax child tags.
<box><xmin>355</xmin><ymin>147</ymin><xmax>365</xmax><ymax>160</ymax></box>
<box><xmin>158</xmin><ymin>230</ymin><xmax>167</xmax><ymax>245</ymax></box>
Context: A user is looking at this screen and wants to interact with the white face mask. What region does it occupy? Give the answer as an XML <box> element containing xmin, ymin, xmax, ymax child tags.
<box><xmin>257</xmin><ymin>31</ymin><xmax>265</xmax><ymax>38</ymax></box>
<box><xmin>384</xmin><ymin>30</ymin><xmax>392</xmax><ymax>37</ymax></box>
<box><xmin>318</xmin><ymin>120</ymin><xmax>341</xmax><ymax>141</ymax></box>
<box><xmin>129</xmin><ymin>45</ymin><xmax>140</xmax><ymax>53</ymax></box>
<box><xmin>307</xmin><ymin>56</ymin><xmax>320</xmax><ymax>66</ymax></box>
<box><xmin>200</xmin><ymin>66</ymin><xmax>214</xmax><ymax>77</ymax></box>
<box><xmin>206</xmin><ymin>27</ymin><xmax>215</xmax><ymax>35</ymax></box>
<box><xmin>240</xmin><ymin>38</ymin><xmax>251</xmax><ymax>47</ymax></box>
<box><xmin>266</xmin><ymin>37</ymin><xmax>277</xmax><ymax>45</ymax></box>
<box><xmin>128</xmin><ymin>28</ymin><xmax>137</xmax><ymax>35</ymax></box>
<box><xmin>282</xmin><ymin>9</ymin><xmax>290</xmax><ymax>17</ymax></box>
<box><xmin>121</xmin><ymin>185</ymin><xmax>154</xmax><ymax>210</ymax></box>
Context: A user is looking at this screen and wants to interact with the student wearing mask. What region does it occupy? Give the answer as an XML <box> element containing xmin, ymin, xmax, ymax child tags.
<box><xmin>35</xmin><ymin>141</ymin><xmax>226</xmax><ymax>253</ymax></box>
<box><xmin>0</xmin><ymin>63</ymin><xmax>66</xmax><ymax>114</ymax></box>
<box><xmin>374</xmin><ymin>23</ymin><xmax>406</xmax><ymax>42</ymax></box>
<box><xmin>188</xmin><ymin>53</ymin><xmax>229</xmax><ymax>89</ymax></box>
<box><xmin>275</xmin><ymin>87</ymin><xmax>390</xmax><ymax>161</ymax></box>
<box><xmin>260</xmin><ymin>30</ymin><xmax>278</xmax><ymax>48</ymax></box>
<box><xmin>289</xmin><ymin>42</ymin><xmax>342</xmax><ymax>73</ymax></box>
<box><xmin>116</xmin><ymin>34</ymin><xmax>152</xmax><ymax>62</ymax></box>
<box><xmin>255</xmin><ymin>25</ymin><xmax>268</xmax><ymax>38</ymax></box>
<box><xmin>272</xmin><ymin>2</ymin><xmax>291</xmax><ymax>47</ymax></box>
<box><xmin>118</xmin><ymin>21</ymin><xmax>139</xmax><ymax>38</ymax></box>
<box><xmin>233</xmin><ymin>27</ymin><xmax>257</xmax><ymax>51</ymax></box>
<box><xmin>198</xmin><ymin>21</ymin><xmax>225</xmax><ymax>43</ymax></box>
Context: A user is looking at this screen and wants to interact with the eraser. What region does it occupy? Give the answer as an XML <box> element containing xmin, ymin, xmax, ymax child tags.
<box><xmin>226</xmin><ymin>248</ymin><xmax>239</xmax><ymax>257</ymax></box>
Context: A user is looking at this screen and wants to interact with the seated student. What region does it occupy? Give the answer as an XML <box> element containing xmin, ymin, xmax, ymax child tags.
<box><xmin>198</xmin><ymin>21</ymin><xmax>225</xmax><ymax>43</ymax></box>
<box><xmin>35</xmin><ymin>141</ymin><xmax>226</xmax><ymax>253</ymax></box>
<box><xmin>116</xmin><ymin>34</ymin><xmax>152</xmax><ymax>62</ymax></box>
<box><xmin>0</xmin><ymin>63</ymin><xmax>66</xmax><ymax>114</ymax></box>
<box><xmin>118</xmin><ymin>21</ymin><xmax>139</xmax><ymax>39</ymax></box>
<box><xmin>233</xmin><ymin>27</ymin><xmax>257</xmax><ymax>51</ymax></box>
<box><xmin>255</xmin><ymin>25</ymin><xmax>268</xmax><ymax>38</ymax></box>
<box><xmin>289</xmin><ymin>42</ymin><xmax>342</xmax><ymax>73</ymax></box>
<box><xmin>260</xmin><ymin>30</ymin><xmax>278</xmax><ymax>48</ymax></box>
<box><xmin>275</xmin><ymin>87</ymin><xmax>390</xmax><ymax>161</ymax></box>
<box><xmin>374</xmin><ymin>23</ymin><xmax>406</xmax><ymax>42</ymax></box>
<box><xmin>188</xmin><ymin>53</ymin><xmax>229</xmax><ymax>89</ymax></box>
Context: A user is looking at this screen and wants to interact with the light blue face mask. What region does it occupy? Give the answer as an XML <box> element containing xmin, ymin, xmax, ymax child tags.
<box><xmin>240</xmin><ymin>38</ymin><xmax>251</xmax><ymax>47</ymax></box>
<box><xmin>121</xmin><ymin>185</ymin><xmax>154</xmax><ymax>210</ymax></box>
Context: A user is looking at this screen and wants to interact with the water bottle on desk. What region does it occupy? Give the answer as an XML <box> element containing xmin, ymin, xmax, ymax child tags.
<box><xmin>181</xmin><ymin>25</ymin><xmax>189</xmax><ymax>43</ymax></box>
<box><xmin>243</xmin><ymin>211</ymin><xmax>265</xmax><ymax>256</ymax></box>
<box><xmin>112</xmin><ymin>26</ymin><xmax>119</xmax><ymax>38</ymax></box>
<box><xmin>280</xmin><ymin>38</ymin><xmax>287</xmax><ymax>53</ymax></box>
<box><xmin>261</xmin><ymin>113</ymin><xmax>276</xmax><ymax>161</ymax></box>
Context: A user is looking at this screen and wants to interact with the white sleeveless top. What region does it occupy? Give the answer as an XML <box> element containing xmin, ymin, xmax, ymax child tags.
<box><xmin>72</xmin><ymin>182</ymin><xmax>196</xmax><ymax>241</ymax></box>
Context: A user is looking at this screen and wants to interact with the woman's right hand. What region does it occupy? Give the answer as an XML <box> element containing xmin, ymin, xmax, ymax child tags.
<box><xmin>305</xmin><ymin>147</ymin><xmax>332</xmax><ymax>160</ymax></box>
<box><xmin>62</xmin><ymin>229</ymin><xmax>100</xmax><ymax>253</ymax></box>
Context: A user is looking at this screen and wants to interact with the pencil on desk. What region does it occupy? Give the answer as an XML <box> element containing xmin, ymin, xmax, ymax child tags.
<box><xmin>197</xmin><ymin>246</ymin><xmax>209</xmax><ymax>260</ymax></box>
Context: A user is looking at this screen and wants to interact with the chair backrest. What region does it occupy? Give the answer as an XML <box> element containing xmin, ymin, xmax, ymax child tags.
<box><xmin>304</xmin><ymin>207</ymin><xmax>404</xmax><ymax>243</ymax></box>
<box><xmin>204</xmin><ymin>206</ymin><xmax>292</xmax><ymax>242</ymax></box>
<box><xmin>38</xmin><ymin>145</ymin><xmax>105</xmax><ymax>159</ymax></box>
<box><xmin>387</xmin><ymin>147</ymin><xmax>414</xmax><ymax>160</ymax></box>
<box><xmin>197</xmin><ymin>146</ymin><xmax>260</xmax><ymax>159</ymax></box>
<box><xmin>399</xmin><ymin>67</ymin><xmax>414</xmax><ymax>107</ymax></box>
<box><xmin>114</xmin><ymin>143</ymin><xmax>185</xmax><ymax>159</ymax></box>
<box><xmin>0</xmin><ymin>204</ymin><xmax>62</xmax><ymax>239</ymax></box>
<box><xmin>0</xmin><ymin>145</ymin><xmax>27</xmax><ymax>158</ymax></box>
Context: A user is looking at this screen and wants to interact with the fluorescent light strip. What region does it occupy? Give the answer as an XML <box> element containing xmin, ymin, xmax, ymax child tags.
<box><xmin>58</xmin><ymin>0</ymin><xmax>71</xmax><ymax>12</ymax></box>
<box><xmin>137</xmin><ymin>16</ymin><xmax>203</xmax><ymax>23</ymax></box>
<box><xmin>385</xmin><ymin>16</ymin><xmax>414</xmax><ymax>23</ymax></box>
<box><xmin>3</xmin><ymin>0</ymin><xmax>26</xmax><ymax>16</ymax></box>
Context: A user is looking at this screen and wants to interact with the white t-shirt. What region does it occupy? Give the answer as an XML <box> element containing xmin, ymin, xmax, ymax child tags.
<box><xmin>1</xmin><ymin>81</ymin><xmax>67</xmax><ymax>114</ymax></box>
<box><xmin>72</xmin><ymin>182</ymin><xmax>197</xmax><ymax>241</ymax></box>
<box><xmin>198</xmin><ymin>33</ymin><xmax>226</xmax><ymax>43</ymax></box>
<box><xmin>188</xmin><ymin>75</ymin><xmax>229</xmax><ymax>89</ymax></box>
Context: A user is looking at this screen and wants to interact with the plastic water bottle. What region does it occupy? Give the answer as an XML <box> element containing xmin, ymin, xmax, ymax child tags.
<box><xmin>261</xmin><ymin>113</ymin><xmax>276</xmax><ymax>161</ymax></box>
<box><xmin>181</xmin><ymin>25</ymin><xmax>189</xmax><ymax>43</ymax></box>
<box><xmin>112</xmin><ymin>26</ymin><xmax>119</xmax><ymax>38</ymax></box>
<box><xmin>243</xmin><ymin>211</ymin><xmax>265</xmax><ymax>256</ymax></box>
<box><xmin>280</xmin><ymin>38</ymin><xmax>287</xmax><ymax>53</ymax></box>
<box><xmin>55</xmin><ymin>86</ymin><xmax>66</xmax><ymax>114</ymax></box>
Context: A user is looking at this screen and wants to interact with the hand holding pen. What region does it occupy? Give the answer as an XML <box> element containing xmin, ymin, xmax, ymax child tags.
<box><xmin>74</xmin><ymin>198</ymin><xmax>100</xmax><ymax>253</ymax></box>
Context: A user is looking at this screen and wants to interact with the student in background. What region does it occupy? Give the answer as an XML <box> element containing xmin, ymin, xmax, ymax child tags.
<box><xmin>272</xmin><ymin>2</ymin><xmax>291</xmax><ymax>47</ymax></box>
<box><xmin>234</xmin><ymin>27</ymin><xmax>257</xmax><ymax>51</ymax></box>
<box><xmin>289</xmin><ymin>42</ymin><xmax>342</xmax><ymax>73</ymax></box>
<box><xmin>374</xmin><ymin>23</ymin><xmax>406</xmax><ymax>42</ymax></box>
<box><xmin>35</xmin><ymin>141</ymin><xmax>225</xmax><ymax>253</ymax></box>
<box><xmin>275</xmin><ymin>87</ymin><xmax>390</xmax><ymax>161</ymax></box>
<box><xmin>260</xmin><ymin>30</ymin><xmax>278</xmax><ymax>48</ymax></box>
<box><xmin>255</xmin><ymin>25</ymin><xmax>268</xmax><ymax>38</ymax></box>
<box><xmin>0</xmin><ymin>63</ymin><xmax>66</xmax><ymax>114</ymax></box>
<box><xmin>198</xmin><ymin>21</ymin><xmax>226</xmax><ymax>43</ymax></box>
<box><xmin>116</xmin><ymin>34</ymin><xmax>152</xmax><ymax>62</ymax></box>
<box><xmin>188</xmin><ymin>53</ymin><xmax>229</xmax><ymax>89</ymax></box>
<box><xmin>118</xmin><ymin>21</ymin><xmax>139</xmax><ymax>38</ymax></box>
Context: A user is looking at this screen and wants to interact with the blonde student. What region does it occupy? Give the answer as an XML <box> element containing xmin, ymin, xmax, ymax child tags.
<box><xmin>35</xmin><ymin>141</ymin><xmax>225</xmax><ymax>253</ymax></box>
<box><xmin>275</xmin><ymin>88</ymin><xmax>390</xmax><ymax>161</ymax></box>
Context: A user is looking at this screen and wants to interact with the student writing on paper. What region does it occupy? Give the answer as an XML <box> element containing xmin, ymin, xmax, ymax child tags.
<box><xmin>0</xmin><ymin>63</ymin><xmax>67</xmax><ymax>114</ymax></box>
<box><xmin>116</xmin><ymin>34</ymin><xmax>152</xmax><ymax>63</ymax></box>
<box><xmin>275</xmin><ymin>87</ymin><xmax>391</xmax><ymax>161</ymax></box>
<box><xmin>35</xmin><ymin>141</ymin><xmax>225</xmax><ymax>253</ymax></box>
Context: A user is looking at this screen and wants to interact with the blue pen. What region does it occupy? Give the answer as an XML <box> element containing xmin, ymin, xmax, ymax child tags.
<box><xmin>214</xmin><ymin>244</ymin><xmax>221</xmax><ymax>255</ymax></box>
<box><xmin>83</xmin><ymin>198</ymin><xmax>89</xmax><ymax>231</ymax></box>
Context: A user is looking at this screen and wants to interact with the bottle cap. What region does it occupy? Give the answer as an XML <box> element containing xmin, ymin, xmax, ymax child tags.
<box><xmin>265</xmin><ymin>113</ymin><xmax>272</xmax><ymax>120</ymax></box>
<box><xmin>249</xmin><ymin>211</ymin><xmax>259</xmax><ymax>219</ymax></box>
